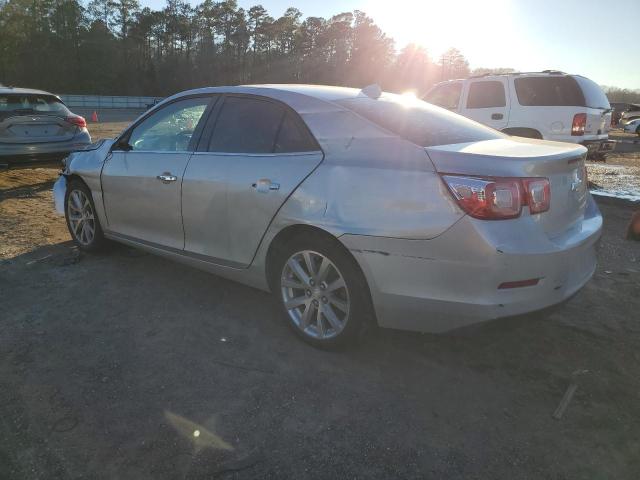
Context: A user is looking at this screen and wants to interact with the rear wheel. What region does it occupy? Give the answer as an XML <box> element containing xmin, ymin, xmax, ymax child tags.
<box><xmin>65</xmin><ymin>178</ymin><xmax>106</xmax><ymax>252</ymax></box>
<box><xmin>636</xmin><ymin>125</ymin><xmax>640</xmax><ymax>136</ymax></box>
<box><xmin>272</xmin><ymin>233</ymin><xmax>371</xmax><ymax>348</ymax></box>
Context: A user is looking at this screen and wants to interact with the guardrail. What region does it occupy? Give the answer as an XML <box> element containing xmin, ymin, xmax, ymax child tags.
<box><xmin>58</xmin><ymin>94</ymin><xmax>164</xmax><ymax>109</ymax></box>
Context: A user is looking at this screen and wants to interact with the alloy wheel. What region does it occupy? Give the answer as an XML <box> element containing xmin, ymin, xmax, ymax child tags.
<box><xmin>280</xmin><ymin>250</ymin><xmax>350</xmax><ymax>340</ymax></box>
<box><xmin>67</xmin><ymin>189</ymin><xmax>96</xmax><ymax>246</ymax></box>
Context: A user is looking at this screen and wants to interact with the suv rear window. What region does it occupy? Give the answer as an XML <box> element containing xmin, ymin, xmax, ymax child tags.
<box><xmin>514</xmin><ymin>76</ymin><xmax>585</xmax><ymax>106</ymax></box>
<box><xmin>338</xmin><ymin>94</ymin><xmax>503</xmax><ymax>147</ymax></box>
<box><xmin>0</xmin><ymin>94</ymin><xmax>69</xmax><ymax>120</ymax></box>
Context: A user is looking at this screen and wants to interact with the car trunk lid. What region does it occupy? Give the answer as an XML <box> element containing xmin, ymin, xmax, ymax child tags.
<box><xmin>0</xmin><ymin>114</ymin><xmax>78</xmax><ymax>144</ymax></box>
<box><xmin>426</xmin><ymin>137</ymin><xmax>589</xmax><ymax>237</ymax></box>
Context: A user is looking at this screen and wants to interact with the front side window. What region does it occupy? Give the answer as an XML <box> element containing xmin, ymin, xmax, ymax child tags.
<box><xmin>209</xmin><ymin>97</ymin><xmax>285</xmax><ymax>153</ymax></box>
<box><xmin>466</xmin><ymin>81</ymin><xmax>506</xmax><ymax>109</ymax></box>
<box><xmin>424</xmin><ymin>83</ymin><xmax>462</xmax><ymax>110</ymax></box>
<box><xmin>128</xmin><ymin>97</ymin><xmax>209</xmax><ymax>152</ymax></box>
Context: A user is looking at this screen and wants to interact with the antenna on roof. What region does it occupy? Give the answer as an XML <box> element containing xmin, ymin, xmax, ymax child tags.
<box><xmin>361</xmin><ymin>84</ymin><xmax>381</xmax><ymax>99</ymax></box>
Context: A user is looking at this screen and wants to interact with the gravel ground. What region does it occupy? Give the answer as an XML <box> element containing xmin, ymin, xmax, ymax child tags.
<box><xmin>1</xmin><ymin>124</ymin><xmax>640</xmax><ymax>479</ymax></box>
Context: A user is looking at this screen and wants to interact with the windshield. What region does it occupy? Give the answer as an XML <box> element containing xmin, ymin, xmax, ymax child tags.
<box><xmin>0</xmin><ymin>93</ymin><xmax>70</xmax><ymax>120</ymax></box>
<box><xmin>338</xmin><ymin>93</ymin><xmax>503</xmax><ymax>147</ymax></box>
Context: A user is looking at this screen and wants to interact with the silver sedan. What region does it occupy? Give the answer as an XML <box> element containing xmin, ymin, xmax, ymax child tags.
<box><xmin>53</xmin><ymin>85</ymin><xmax>602</xmax><ymax>348</ymax></box>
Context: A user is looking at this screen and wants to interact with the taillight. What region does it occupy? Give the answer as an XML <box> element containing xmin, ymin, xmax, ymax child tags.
<box><xmin>571</xmin><ymin>113</ymin><xmax>586</xmax><ymax>136</ymax></box>
<box><xmin>522</xmin><ymin>178</ymin><xmax>551</xmax><ymax>214</ymax></box>
<box><xmin>65</xmin><ymin>115</ymin><xmax>87</xmax><ymax>129</ymax></box>
<box><xmin>441</xmin><ymin>175</ymin><xmax>550</xmax><ymax>220</ymax></box>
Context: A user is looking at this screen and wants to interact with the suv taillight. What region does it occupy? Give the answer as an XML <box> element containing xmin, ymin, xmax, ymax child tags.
<box><xmin>441</xmin><ymin>175</ymin><xmax>550</xmax><ymax>220</ymax></box>
<box><xmin>65</xmin><ymin>115</ymin><xmax>87</xmax><ymax>129</ymax></box>
<box><xmin>571</xmin><ymin>113</ymin><xmax>586</xmax><ymax>136</ymax></box>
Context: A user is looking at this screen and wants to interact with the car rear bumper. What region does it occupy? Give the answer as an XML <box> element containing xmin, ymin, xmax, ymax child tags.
<box><xmin>0</xmin><ymin>135</ymin><xmax>91</xmax><ymax>169</ymax></box>
<box><xmin>581</xmin><ymin>139</ymin><xmax>615</xmax><ymax>155</ymax></box>
<box><xmin>341</xmin><ymin>195</ymin><xmax>602</xmax><ymax>333</ymax></box>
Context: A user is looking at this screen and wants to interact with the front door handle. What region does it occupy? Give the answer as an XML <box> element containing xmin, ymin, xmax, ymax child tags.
<box><xmin>491</xmin><ymin>113</ymin><xmax>504</xmax><ymax>120</ymax></box>
<box><xmin>252</xmin><ymin>178</ymin><xmax>280</xmax><ymax>193</ymax></box>
<box><xmin>157</xmin><ymin>172</ymin><xmax>177</xmax><ymax>183</ymax></box>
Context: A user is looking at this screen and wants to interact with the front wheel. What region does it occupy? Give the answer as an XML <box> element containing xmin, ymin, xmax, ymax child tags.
<box><xmin>64</xmin><ymin>178</ymin><xmax>107</xmax><ymax>252</ymax></box>
<box><xmin>272</xmin><ymin>233</ymin><xmax>372</xmax><ymax>349</ymax></box>
<box><xmin>636</xmin><ymin>126</ymin><xmax>640</xmax><ymax>136</ymax></box>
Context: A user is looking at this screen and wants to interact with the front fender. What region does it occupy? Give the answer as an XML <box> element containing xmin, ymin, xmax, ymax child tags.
<box><xmin>53</xmin><ymin>175</ymin><xmax>67</xmax><ymax>216</ymax></box>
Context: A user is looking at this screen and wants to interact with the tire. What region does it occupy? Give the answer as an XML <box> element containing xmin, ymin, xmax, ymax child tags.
<box><xmin>271</xmin><ymin>232</ymin><xmax>372</xmax><ymax>349</ymax></box>
<box><xmin>636</xmin><ymin>126</ymin><xmax>640</xmax><ymax>136</ymax></box>
<box><xmin>64</xmin><ymin>178</ymin><xmax>107</xmax><ymax>252</ymax></box>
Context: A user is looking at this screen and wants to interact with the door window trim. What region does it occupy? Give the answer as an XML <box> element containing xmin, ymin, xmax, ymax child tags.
<box><xmin>196</xmin><ymin>93</ymin><xmax>322</xmax><ymax>154</ymax></box>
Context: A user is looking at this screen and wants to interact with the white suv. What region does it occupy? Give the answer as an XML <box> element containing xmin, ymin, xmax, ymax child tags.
<box><xmin>424</xmin><ymin>71</ymin><xmax>614</xmax><ymax>157</ymax></box>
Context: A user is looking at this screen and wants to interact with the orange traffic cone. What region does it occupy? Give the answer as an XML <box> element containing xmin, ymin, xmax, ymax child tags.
<box><xmin>91</xmin><ymin>111</ymin><xmax>98</xmax><ymax>123</ymax></box>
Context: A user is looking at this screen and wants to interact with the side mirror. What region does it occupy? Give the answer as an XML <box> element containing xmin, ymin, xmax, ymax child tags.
<box><xmin>112</xmin><ymin>138</ymin><xmax>132</xmax><ymax>152</ymax></box>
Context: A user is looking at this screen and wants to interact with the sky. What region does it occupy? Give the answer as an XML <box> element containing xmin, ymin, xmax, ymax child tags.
<box><xmin>143</xmin><ymin>0</ymin><xmax>640</xmax><ymax>89</ymax></box>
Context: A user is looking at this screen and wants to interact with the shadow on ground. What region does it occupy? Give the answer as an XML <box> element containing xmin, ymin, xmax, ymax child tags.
<box><xmin>1</xmin><ymin>200</ymin><xmax>640</xmax><ymax>479</ymax></box>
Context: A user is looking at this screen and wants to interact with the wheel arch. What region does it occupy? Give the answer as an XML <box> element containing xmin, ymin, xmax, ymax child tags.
<box><xmin>501</xmin><ymin>127</ymin><xmax>543</xmax><ymax>139</ymax></box>
<box><xmin>264</xmin><ymin>223</ymin><xmax>377</xmax><ymax>324</ymax></box>
<box><xmin>265</xmin><ymin>224</ymin><xmax>344</xmax><ymax>290</ymax></box>
<box><xmin>65</xmin><ymin>173</ymin><xmax>88</xmax><ymax>188</ymax></box>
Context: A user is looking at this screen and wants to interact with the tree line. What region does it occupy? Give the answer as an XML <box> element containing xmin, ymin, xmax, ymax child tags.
<box><xmin>0</xmin><ymin>0</ymin><xmax>472</xmax><ymax>96</ymax></box>
<box><xmin>1</xmin><ymin>0</ymin><xmax>636</xmax><ymax>100</ymax></box>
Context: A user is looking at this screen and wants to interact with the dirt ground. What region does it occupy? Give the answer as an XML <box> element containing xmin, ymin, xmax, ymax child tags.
<box><xmin>1</xmin><ymin>123</ymin><xmax>640</xmax><ymax>479</ymax></box>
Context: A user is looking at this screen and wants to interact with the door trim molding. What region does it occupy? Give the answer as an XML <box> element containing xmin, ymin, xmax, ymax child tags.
<box><xmin>104</xmin><ymin>230</ymin><xmax>247</xmax><ymax>269</ymax></box>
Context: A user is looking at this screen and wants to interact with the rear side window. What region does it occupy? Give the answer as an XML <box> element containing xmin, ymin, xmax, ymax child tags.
<box><xmin>424</xmin><ymin>83</ymin><xmax>462</xmax><ymax>110</ymax></box>
<box><xmin>338</xmin><ymin>94</ymin><xmax>503</xmax><ymax>147</ymax></box>
<box><xmin>274</xmin><ymin>112</ymin><xmax>318</xmax><ymax>153</ymax></box>
<box><xmin>0</xmin><ymin>94</ymin><xmax>69</xmax><ymax>120</ymax></box>
<box><xmin>514</xmin><ymin>76</ymin><xmax>585</xmax><ymax>106</ymax></box>
<box><xmin>210</xmin><ymin>97</ymin><xmax>284</xmax><ymax>153</ymax></box>
<box><xmin>466</xmin><ymin>81</ymin><xmax>506</xmax><ymax>108</ymax></box>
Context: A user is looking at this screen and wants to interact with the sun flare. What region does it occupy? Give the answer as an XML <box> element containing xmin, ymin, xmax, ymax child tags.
<box><xmin>365</xmin><ymin>0</ymin><xmax>519</xmax><ymax>66</ymax></box>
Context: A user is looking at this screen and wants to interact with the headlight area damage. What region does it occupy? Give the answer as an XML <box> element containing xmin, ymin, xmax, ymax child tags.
<box><xmin>54</xmin><ymin>139</ymin><xmax>114</xmax><ymax>216</ymax></box>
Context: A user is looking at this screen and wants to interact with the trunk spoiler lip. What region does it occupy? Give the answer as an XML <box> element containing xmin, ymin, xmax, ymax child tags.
<box><xmin>424</xmin><ymin>138</ymin><xmax>587</xmax><ymax>178</ymax></box>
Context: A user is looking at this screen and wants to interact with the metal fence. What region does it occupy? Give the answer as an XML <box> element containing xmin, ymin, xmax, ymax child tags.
<box><xmin>58</xmin><ymin>94</ymin><xmax>164</xmax><ymax>109</ymax></box>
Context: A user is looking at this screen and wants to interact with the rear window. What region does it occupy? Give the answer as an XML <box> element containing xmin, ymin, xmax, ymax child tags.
<box><xmin>338</xmin><ymin>94</ymin><xmax>503</xmax><ymax>147</ymax></box>
<box><xmin>572</xmin><ymin>76</ymin><xmax>610</xmax><ymax>110</ymax></box>
<box><xmin>0</xmin><ymin>94</ymin><xmax>69</xmax><ymax>120</ymax></box>
<box><xmin>514</xmin><ymin>76</ymin><xmax>585</xmax><ymax>106</ymax></box>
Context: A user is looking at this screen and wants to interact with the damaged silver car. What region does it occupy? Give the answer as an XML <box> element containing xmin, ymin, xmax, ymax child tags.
<box><xmin>53</xmin><ymin>84</ymin><xmax>602</xmax><ymax>347</ymax></box>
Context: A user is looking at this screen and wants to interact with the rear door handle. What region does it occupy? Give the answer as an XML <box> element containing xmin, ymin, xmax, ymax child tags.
<box><xmin>252</xmin><ymin>178</ymin><xmax>280</xmax><ymax>193</ymax></box>
<box><xmin>157</xmin><ymin>172</ymin><xmax>177</xmax><ymax>183</ymax></box>
<box><xmin>491</xmin><ymin>113</ymin><xmax>504</xmax><ymax>120</ymax></box>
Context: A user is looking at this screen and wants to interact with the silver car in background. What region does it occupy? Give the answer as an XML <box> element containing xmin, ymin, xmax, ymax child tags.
<box><xmin>0</xmin><ymin>86</ymin><xmax>91</xmax><ymax>169</ymax></box>
<box><xmin>53</xmin><ymin>84</ymin><xmax>602</xmax><ymax>348</ymax></box>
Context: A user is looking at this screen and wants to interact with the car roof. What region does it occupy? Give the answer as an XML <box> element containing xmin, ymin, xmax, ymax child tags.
<box><xmin>245</xmin><ymin>84</ymin><xmax>363</xmax><ymax>101</ymax></box>
<box><xmin>0</xmin><ymin>86</ymin><xmax>58</xmax><ymax>97</ymax></box>
<box><xmin>166</xmin><ymin>84</ymin><xmax>364</xmax><ymax>104</ymax></box>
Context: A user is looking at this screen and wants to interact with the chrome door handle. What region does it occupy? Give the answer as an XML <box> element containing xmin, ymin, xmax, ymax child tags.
<box><xmin>252</xmin><ymin>179</ymin><xmax>280</xmax><ymax>193</ymax></box>
<box><xmin>157</xmin><ymin>173</ymin><xmax>177</xmax><ymax>183</ymax></box>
